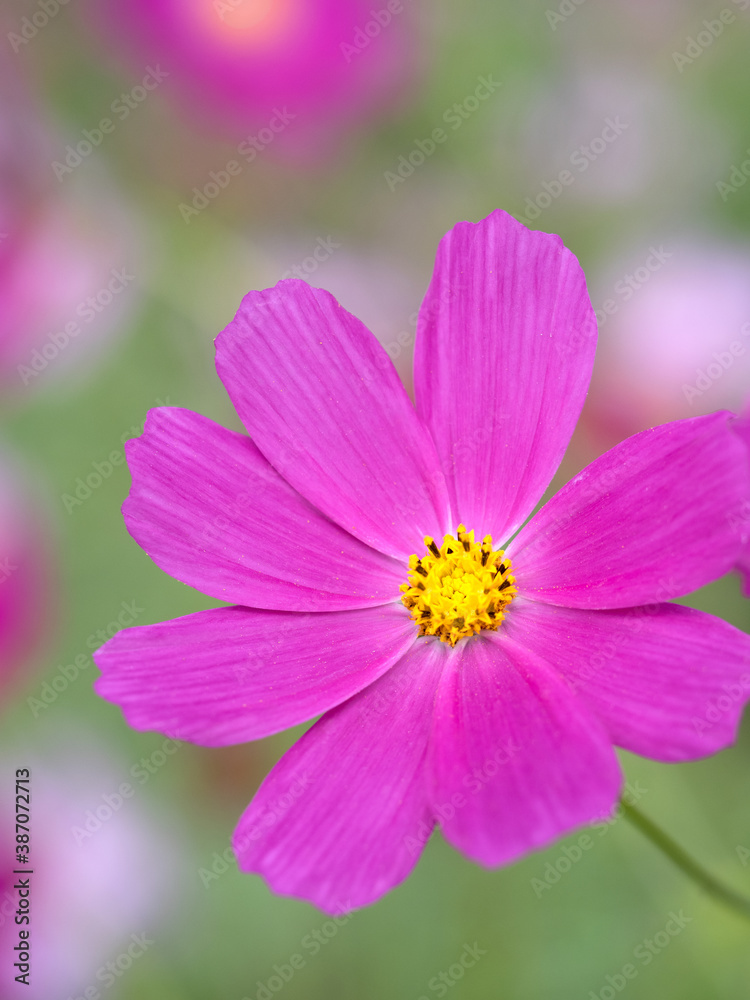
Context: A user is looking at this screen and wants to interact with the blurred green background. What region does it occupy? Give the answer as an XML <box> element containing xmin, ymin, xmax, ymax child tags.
<box><xmin>2</xmin><ymin>1</ymin><xmax>750</xmax><ymax>998</ymax></box>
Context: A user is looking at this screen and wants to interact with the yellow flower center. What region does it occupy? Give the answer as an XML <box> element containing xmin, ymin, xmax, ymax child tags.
<box><xmin>400</xmin><ymin>524</ymin><xmax>517</xmax><ymax>647</ymax></box>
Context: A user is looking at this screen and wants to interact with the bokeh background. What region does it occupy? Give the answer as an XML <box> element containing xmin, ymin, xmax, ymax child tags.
<box><xmin>2</xmin><ymin>1</ymin><xmax>750</xmax><ymax>998</ymax></box>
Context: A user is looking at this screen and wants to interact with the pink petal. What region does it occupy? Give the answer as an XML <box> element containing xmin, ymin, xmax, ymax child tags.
<box><xmin>732</xmin><ymin>405</ymin><xmax>750</xmax><ymax>594</ymax></box>
<box><xmin>503</xmin><ymin>599</ymin><xmax>750</xmax><ymax>761</ymax></box>
<box><xmin>124</xmin><ymin>407</ymin><xmax>406</xmax><ymax>611</ymax></box>
<box><xmin>428</xmin><ymin>635</ymin><xmax>621</xmax><ymax>867</ymax></box>
<box><xmin>94</xmin><ymin>604</ymin><xmax>415</xmax><ymax>747</ymax></box>
<box><xmin>233</xmin><ymin>641</ymin><xmax>443</xmax><ymax>912</ymax></box>
<box><xmin>414</xmin><ymin>210</ymin><xmax>596</xmax><ymax>542</ymax></box>
<box><xmin>215</xmin><ymin>281</ymin><xmax>450</xmax><ymax>560</ymax></box>
<box><xmin>509</xmin><ymin>412</ymin><xmax>750</xmax><ymax>608</ymax></box>
<box><xmin>738</xmin><ymin>548</ymin><xmax>750</xmax><ymax>597</ymax></box>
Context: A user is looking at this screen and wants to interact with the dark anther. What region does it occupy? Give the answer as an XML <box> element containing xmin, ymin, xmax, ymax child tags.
<box><xmin>481</xmin><ymin>550</ymin><xmax>489</xmax><ymax>566</ymax></box>
<box><xmin>415</xmin><ymin>564</ymin><xmax>428</xmax><ymax>577</ymax></box>
<box><xmin>498</xmin><ymin>580</ymin><xmax>511</xmax><ymax>591</ymax></box>
<box><xmin>428</xmin><ymin>540</ymin><xmax>440</xmax><ymax>558</ymax></box>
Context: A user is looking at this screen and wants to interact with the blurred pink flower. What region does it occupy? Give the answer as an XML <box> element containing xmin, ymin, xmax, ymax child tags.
<box><xmin>1</xmin><ymin>737</ymin><xmax>183</xmax><ymax>999</ymax></box>
<box><xmin>90</xmin><ymin>0</ymin><xmax>418</xmax><ymax>160</ymax></box>
<box><xmin>0</xmin><ymin>51</ymin><xmax>141</xmax><ymax>401</ymax></box>
<box><xmin>0</xmin><ymin>454</ymin><xmax>55</xmax><ymax>700</ymax></box>
<box><xmin>586</xmin><ymin>241</ymin><xmax>750</xmax><ymax>452</ymax></box>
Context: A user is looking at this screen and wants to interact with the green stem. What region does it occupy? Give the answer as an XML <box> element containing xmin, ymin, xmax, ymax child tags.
<box><xmin>620</xmin><ymin>799</ymin><xmax>750</xmax><ymax>924</ymax></box>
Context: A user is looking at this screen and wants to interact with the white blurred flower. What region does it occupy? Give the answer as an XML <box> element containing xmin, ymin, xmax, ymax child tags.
<box><xmin>1</xmin><ymin>733</ymin><xmax>185</xmax><ymax>999</ymax></box>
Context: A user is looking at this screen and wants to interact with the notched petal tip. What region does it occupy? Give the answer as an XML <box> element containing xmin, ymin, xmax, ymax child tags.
<box><xmin>444</xmin><ymin>207</ymin><xmax>568</xmax><ymax>247</ymax></box>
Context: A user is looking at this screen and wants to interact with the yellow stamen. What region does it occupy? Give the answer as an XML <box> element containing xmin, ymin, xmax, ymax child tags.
<box><xmin>400</xmin><ymin>524</ymin><xmax>517</xmax><ymax>647</ymax></box>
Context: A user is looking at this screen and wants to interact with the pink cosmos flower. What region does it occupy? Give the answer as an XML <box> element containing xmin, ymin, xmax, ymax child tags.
<box><xmin>94</xmin><ymin>211</ymin><xmax>750</xmax><ymax>913</ymax></box>
<box><xmin>91</xmin><ymin>0</ymin><xmax>416</xmax><ymax>160</ymax></box>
